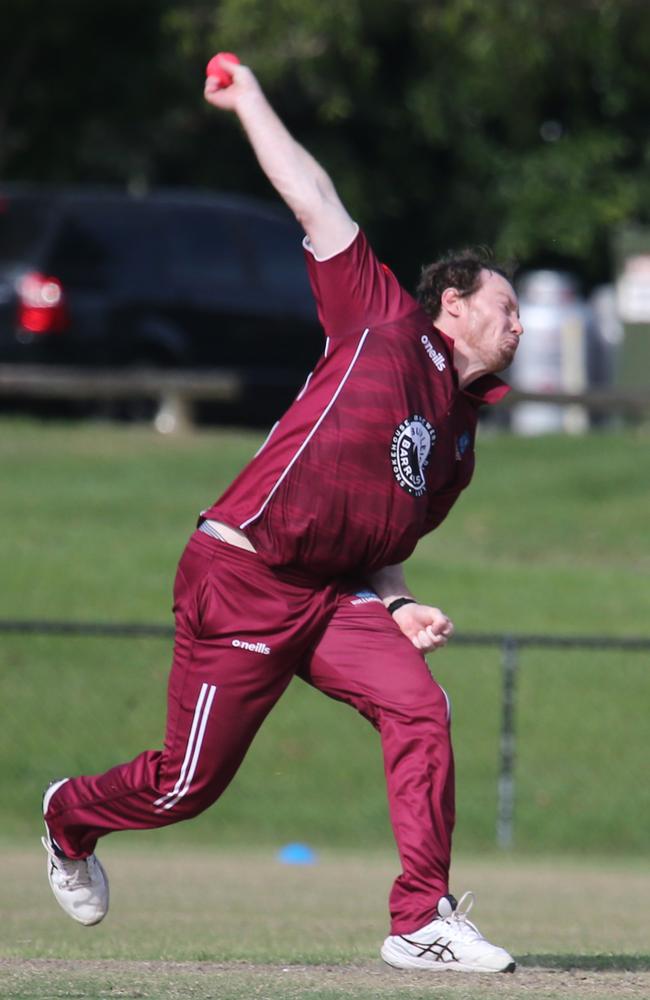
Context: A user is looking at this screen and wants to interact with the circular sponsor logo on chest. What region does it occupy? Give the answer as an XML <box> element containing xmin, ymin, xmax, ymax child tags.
<box><xmin>390</xmin><ymin>414</ymin><xmax>436</xmax><ymax>497</ymax></box>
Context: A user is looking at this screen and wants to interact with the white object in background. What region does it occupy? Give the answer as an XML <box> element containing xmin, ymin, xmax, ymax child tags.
<box><xmin>616</xmin><ymin>254</ymin><xmax>650</xmax><ymax>323</ymax></box>
<box><xmin>511</xmin><ymin>271</ymin><xmax>589</xmax><ymax>435</ymax></box>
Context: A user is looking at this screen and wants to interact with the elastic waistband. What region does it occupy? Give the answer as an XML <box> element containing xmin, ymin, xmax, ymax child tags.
<box><xmin>199</xmin><ymin>520</ymin><xmax>222</xmax><ymax>539</ymax></box>
<box><xmin>188</xmin><ymin>527</ymin><xmax>259</xmax><ymax>562</ymax></box>
<box><xmin>188</xmin><ymin>527</ymin><xmax>332</xmax><ymax>591</ymax></box>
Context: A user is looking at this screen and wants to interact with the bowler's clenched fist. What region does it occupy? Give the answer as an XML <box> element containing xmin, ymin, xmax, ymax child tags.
<box><xmin>391</xmin><ymin>602</ymin><xmax>455</xmax><ymax>653</ymax></box>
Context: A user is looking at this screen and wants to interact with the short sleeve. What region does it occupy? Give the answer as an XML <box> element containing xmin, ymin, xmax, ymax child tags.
<box><xmin>303</xmin><ymin>227</ymin><xmax>418</xmax><ymax>340</ymax></box>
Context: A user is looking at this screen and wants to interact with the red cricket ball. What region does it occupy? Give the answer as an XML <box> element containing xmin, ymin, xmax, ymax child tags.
<box><xmin>206</xmin><ymin>52</ymin><xmax>240</xmax><ymax>87</ymax></box>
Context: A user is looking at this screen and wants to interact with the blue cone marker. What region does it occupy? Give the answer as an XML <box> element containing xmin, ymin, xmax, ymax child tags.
<box><xmin>277</xmin><ymin>842</ymin><xmax>317</xmax><ymax>865</ymax></box>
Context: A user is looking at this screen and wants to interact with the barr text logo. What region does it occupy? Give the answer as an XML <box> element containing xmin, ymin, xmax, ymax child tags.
<box><xmin>390</xmin><ymin>414</ymin><xmax>436</xmax><ymax>497</ymax></box>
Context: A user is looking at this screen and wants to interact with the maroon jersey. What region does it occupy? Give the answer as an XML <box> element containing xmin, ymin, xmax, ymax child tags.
<box><xmin>204</xmin><ymin>228</ymin><xmax>508</xmax><ymax>578</ymax></box>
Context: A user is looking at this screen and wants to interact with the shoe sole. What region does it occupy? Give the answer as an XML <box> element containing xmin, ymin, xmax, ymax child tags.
<box><xmin>381</xmin><ymin>942</ymin><xmax>516</xmax><ymax>974</ymax></box>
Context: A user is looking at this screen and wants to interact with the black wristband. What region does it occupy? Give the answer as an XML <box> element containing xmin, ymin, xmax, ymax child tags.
<box><xmin>386</xmin><ymin>597</ymin><xmax>417</xmax><ymax>616</ymax></box>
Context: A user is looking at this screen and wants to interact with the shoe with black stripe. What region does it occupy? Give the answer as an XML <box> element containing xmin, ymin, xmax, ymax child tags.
<box><xmin>41</xmin><ymin>778</ymin><xmax>109</xmax><ymax>926</ymax></box>
<box><xmin>381</xmin><ymin>891</ymin><xmax>516</xmax><ymax>973</ymax></box>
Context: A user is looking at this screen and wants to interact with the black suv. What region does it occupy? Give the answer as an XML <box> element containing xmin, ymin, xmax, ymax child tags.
<box><xmin>0</xmin><ymin>185</ymin><xmax>322</xmax><ymax>421</ymax></box>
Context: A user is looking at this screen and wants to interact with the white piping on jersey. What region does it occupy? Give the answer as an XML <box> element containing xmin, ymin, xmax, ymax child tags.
<box><xmin>295</xmin><ymin>372</ymin><xmax>313</xmax><ymax>401</ymax></box>
<box><xmin>296</xmin><ymin>337</ymin><xmax>330</xmax><ymax>401</ymax></box>
<box><xmin>440</xmin><ymin>684</ymin><xmax>451</xmax><ymax>723</ymax></box>
<box><xmin>253</xmin><ymin>420</ymin><xmax>280</xmax><ymax>458</ymax></box>
<box><xmin>240</xmin><ymin>327</ymin><xmax>370</xmax><ymax>531</ymax></box>
<box><xmin>153</xmin><ymin>682</ymin><xmax>217</xmax><ymax>812</ymax></box>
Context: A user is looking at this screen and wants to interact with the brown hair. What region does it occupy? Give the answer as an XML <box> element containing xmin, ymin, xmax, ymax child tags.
<box><xmin>416</xmin><ymin>247</ymin><xmax>511</xmax><ymax>321</ymax></box>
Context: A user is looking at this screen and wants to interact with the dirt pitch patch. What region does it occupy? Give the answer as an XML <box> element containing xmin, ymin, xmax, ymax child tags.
<box><xmin>2</xmin><ymin>957</ymin><xmax>650</xmax><ymax>1000</ymax></box>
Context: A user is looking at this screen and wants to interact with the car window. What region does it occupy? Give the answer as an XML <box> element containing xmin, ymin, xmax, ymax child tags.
<box><xmin>48</xmin><ymin>202</ymin><xmax>166</xmax><ymax>295</ymax></box>
<box><xmin>163</xmin><ymin>205</ymin><xmax>245</xmax><ymax>297</ymax></box>
<box><xmin>47</xmin><ymin>212</ymin><xmax>112</xmax><ymax>289</ymax></box>
<box><xmin>243</xmin><ymin>216</ymin><xmax>306</xmax><ymax>294</ymax></box>
<box><xmin>0</xmin><ymin>195</ymin><xmax>52</xmax><ymax>264</ymax></box>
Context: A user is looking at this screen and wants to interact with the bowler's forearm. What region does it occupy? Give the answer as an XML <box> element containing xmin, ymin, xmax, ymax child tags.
<box><xmin>368</xmin><ymin>564</ymin><xmax>415</xmax><ymax>607</ymax></box>
<box><xmin>234</xmin><ymin>89</ymin><xmax>354</xmax><ymax>255</ymax></box>
<box><xmin>236</xmin><ymin>93</ymin><xmax>317</xmax><ymax>212</ymax></box>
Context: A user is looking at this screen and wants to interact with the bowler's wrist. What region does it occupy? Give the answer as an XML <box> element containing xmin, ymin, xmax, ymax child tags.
<box><xmin>385</xmin><ymin>597</ymin><xmax>417</xmax><ymax>616</ymax></box>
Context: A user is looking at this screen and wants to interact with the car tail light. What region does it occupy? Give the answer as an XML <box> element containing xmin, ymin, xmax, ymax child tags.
<box><xmin>17</xmin><ymin>271</ymin><xmax>69</xmax><ymax>334</ymax></box>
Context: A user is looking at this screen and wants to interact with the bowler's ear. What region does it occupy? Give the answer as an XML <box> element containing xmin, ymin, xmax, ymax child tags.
<box><xmin>440</xmin><ymin>286</ymin><xmax>463</xmax><ymax>318</ymax></box>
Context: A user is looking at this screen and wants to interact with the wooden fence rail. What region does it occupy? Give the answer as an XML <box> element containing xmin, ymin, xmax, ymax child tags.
<box><xmin>1</xmin><ymin>364</ymin><xmax>649</xmax><ymax>431</ymax></box>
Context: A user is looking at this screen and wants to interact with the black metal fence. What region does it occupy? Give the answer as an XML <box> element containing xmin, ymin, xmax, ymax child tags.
<box><xmin>2</xmin><ymin>617</ymin><xmax>649</xmax><ymax>849</ymax></box>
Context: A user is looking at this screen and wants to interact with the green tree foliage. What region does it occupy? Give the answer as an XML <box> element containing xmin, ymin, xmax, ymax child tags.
<box><xmin>2</xmin><ymin>0</ymin><xmax>649</xmax><ymax>286</ymax></box>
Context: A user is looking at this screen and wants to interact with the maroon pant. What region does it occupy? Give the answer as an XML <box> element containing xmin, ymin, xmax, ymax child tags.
<box><xmin>46</xmin><ymin>530</ymin><xmax>455</xmax><ymax>933</ymax></box>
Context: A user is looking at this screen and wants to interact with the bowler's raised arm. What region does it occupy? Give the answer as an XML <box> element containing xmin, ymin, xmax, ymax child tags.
<box><xmin>204</xmin><ymin>57</ymin><xmax>356</xmax><ymax>259</ymax></box>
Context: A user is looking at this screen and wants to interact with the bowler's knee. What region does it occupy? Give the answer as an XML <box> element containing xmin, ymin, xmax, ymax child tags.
<box><xmin>152</xmin><ymin>780</ymin><xmax>219</xmax><ymax>823</ymax></box>
<box><xmin>393</xmin><ymin>676</ymin><xmax>451</xmax><ymax>725</ymax></box>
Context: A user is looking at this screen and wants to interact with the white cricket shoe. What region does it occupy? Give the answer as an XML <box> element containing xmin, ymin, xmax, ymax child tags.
<box><xmin>42</xmin><ymin>778</ymin><xmax>109</xmax><ymax>926</ymax></box>
<box><xmin>381</xmin><ymin>891</ymin><xmax>515</xmax><ymax>973</ymax></box>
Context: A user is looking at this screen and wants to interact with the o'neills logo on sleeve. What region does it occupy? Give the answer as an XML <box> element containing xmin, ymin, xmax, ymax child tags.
<box><xmin>421</xmin><ymin>334</ymin><xmax>446</xmax><ymax>372</ymax></box>
<box><xmin>390</xmin><ymin>415</ymin><xmax>436</xmax><ymax>497</ymax></box>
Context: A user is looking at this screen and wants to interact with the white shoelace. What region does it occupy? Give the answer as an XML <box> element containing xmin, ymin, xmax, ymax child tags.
<box><xmin>41</xmin><ymin>836</ymin><xmax>92</xmax><ymax>888</ymax></box>
<box><xmin>444</xmin><ymin>891</ymin><xmax>485</xmax><ymax>941</ymax></box>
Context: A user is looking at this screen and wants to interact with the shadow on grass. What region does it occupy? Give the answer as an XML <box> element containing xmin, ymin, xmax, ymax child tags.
<box><xmin>518</xmin><ymin>954</ymin><xmax>650</xmax><ymax>971</ymax></box>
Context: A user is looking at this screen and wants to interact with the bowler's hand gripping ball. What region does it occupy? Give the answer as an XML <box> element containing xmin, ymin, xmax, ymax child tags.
<box><xmin>206</xmin><ymin>52</ymin><xmax>240</xmax><ymax>88</ymax></box>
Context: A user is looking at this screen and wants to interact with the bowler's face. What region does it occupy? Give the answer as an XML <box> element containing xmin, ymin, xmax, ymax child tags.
<box><xmin>464</xmin><ymin>270</ymin><xmax>523</xmax><ymax>373</ymax></box>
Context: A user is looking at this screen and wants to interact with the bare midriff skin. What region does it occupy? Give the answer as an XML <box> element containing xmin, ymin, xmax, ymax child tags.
<box><xmin>206</xmin><ymin>519</ymin><xmax>257</xmax><ymax>552</ymax></box>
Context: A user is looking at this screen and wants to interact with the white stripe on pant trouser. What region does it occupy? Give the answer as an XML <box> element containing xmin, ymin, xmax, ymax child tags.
<box><xmin>154</xmin><ymin>682</ymin><xmax>217</xmax><ymax>812</ymax></box>
<box><xmin>440</xmin><ymin>685</ymin><xmax>451</xmax><ymax>722</ymax></box>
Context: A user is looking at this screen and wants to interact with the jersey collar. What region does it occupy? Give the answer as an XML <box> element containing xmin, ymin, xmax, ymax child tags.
<box><xmin>462</xmin><ymin>373</ymin><xmax>511</xmax><ymax>405</ymax></box>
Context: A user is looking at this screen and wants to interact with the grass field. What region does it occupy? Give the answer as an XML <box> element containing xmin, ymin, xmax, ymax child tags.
<box><xmin>1</xmin><ymin>847</ymin><xmax>649</xmax><ymax>999</ymax></box>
